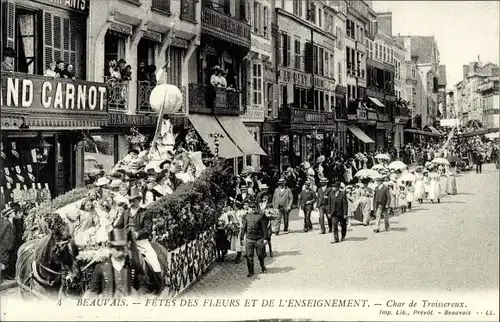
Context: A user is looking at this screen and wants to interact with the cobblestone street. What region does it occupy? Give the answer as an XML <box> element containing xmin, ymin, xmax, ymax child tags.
<box><xmin>183</xmin><ymin>164</ymin><xmax>499</xmax><ymax>298</ymax></box>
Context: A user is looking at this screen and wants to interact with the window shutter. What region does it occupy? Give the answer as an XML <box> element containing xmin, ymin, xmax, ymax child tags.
<box><xmin>44</xmin><ymin>12</ymin><xmax>53</xmax><ymax>70</ymax></box>
<box><xmin>273</xmin><ymin>84</ymin><xmax>279</xmax><ymax>118</ymax></box>
<box><xmin>286</xmin><ymin>35</ymin><xmax>291</xmax><ymax>67</ymax></box>
<box><xmin>63</xmin><ymin>18</ymin><xmax>70</xmax><ymax>63</ymax></box>
<box><xmin>6</xmin><ymin>0</ymin><xmax>15</xmax><ymax>49</ymax></box>
<box><xmin>304</xmin><ymin>42</ymin><xmax>312</xmax><ymax>73</ymax></box>
<box><xmin>278</xmin><ymin>33</ymin><xmax>282</xmax><ymax>66</ymax></box>
<box><xmin>53</xmin><ymin>15</ymin><xmax>62</xmax><ymax>62</ymax></box>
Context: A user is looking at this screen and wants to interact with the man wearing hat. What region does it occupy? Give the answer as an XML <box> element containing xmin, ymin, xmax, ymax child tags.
<box><xmin>86</xmin><ymin>229</ymin><xmax>143</xmax><ymax>298</ymax></box>
<box><xmin>240</xmin><ymin>195</ymin><xmax>268</xmax><ymax>277</ymax></box>
<box><xmin>1</xmin><ymin>47</ymin><xmax>15</xmax><ymax>72</ymax></box>
<box><xmin>115</xmin><ymin>187</ymin><xmax>163</xmax><ymax>291</ymax></box>
<box><xmin>316</xmin><ymin>178</ymin><xmax>332</xmax><ymax>234</ymax></box>
<box><xmin>372</xmin><ymin>175</ymin><xmax>391</xmax><ymax>233</ymax></box>
<box><xmin>298</xmin><ymin>181</ymin><xmax>317</xmax><ymax>232</ymax></box>
<box><xmin>272</xmin><ymin>178</ymin><xmax>293</xmax><ymax>234</ymax></box>
<box><xmin>328</xmin><ymin>182</ymin><xmax>348</xmax><ymax>243</ymax></box>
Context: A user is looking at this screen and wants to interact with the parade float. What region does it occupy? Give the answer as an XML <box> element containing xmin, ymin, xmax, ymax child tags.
<box><xmin>22</xmin><ymin>74</ymin><xmax>234</xmax><ymax>297</ymax></box>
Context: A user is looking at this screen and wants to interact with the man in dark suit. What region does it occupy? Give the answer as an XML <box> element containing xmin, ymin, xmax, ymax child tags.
<box><xmin>298</xmin><ymin>181</ymin><xmax>317</xmax><ymax>232</ymax></box>
<box><xmin>85</xmin><ymin>229</ymin><xmax>143</xmax><ymax>298</ymax></box>
<box><xmin>474</xmin><ymin>151</ymin><xmax>483</xmax><ymax>173</ymax></box>
<box><xmin>316</xmin><ymin>178</ymin><xmax>332</xmax><ymax>234</ymax></box>
<box><xmin>328</xmin><ymin>182</ymin><xmax>348</xmax><ymax>243</ymax></box>
<box><xmin>372</xmin><ymin>176</ymin><xmax>391</xmax><ymax>233</ymax></box>
<box><xmin>240</xmin><ymin>195</ymin><xmax>268</xmax><ymax>277</ymax></box>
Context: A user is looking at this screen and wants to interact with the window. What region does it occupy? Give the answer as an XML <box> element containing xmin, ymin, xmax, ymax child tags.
<box><xmin>325</xmin><ymin>52</ymin><xmax>329</xmax><ymax>77</ymax></box>
<box><xmin>346</xmin><ymin>19</ymin><xmax>351</xmax><ymax>38</ymax></box>
<box><xmin>294</xmin><ymin>39</ymin><xmax>301</xmax><ymax>70</ymax></box>
<box><xmin>375</xmin><ymin>43</ymin><xmax>379</xmax><ymax>59</ymax></box>
<box><xmin>167</xmin><ymin>47</ymin><xmax>183</xmax><ymax>86</ymax></box>
<box><xmin>313</xmin><ymin>45</ymin><xmax>318</xmax><ymax>74</ymax></box>
<box><xmin>330</xmin><ymin>53</ymin><xmax>334</xmax><ymax>78</ymax></box>
<box><xmin>319</xmin><ymin>47</ymin><xmax>324</xmax><ymax>76</ymax></box>
<box><xmin>285</xmin><ymin>34</ymin><xmax>291</xmax><ymax>66</ymax></box>
<box><xmin>338</xmin><ymin>62</ymin><xmax>342</xmax><ymax>84</ymax></box>
<box><xmin>15</xmin><ymin>9</ymin><xmax>39</xmax><ymax>74</ymax></box>
<box><xmin>253</xmin><ymin>2</ymin><xmax>259</xmax><ymax>33</ymax></box>
<box><xmin>318</xmin><ymin>8</ymin><xmax>322</xmax><ymax>27</ymax></box>
<box><xmin>263</xmin><ymin>6</ymin><xmax>269</xmax><ymax>38</ymax></box>
<box><xmin>252</xmin><ymin>63</ymin><xmax>263</xmax><ymax>105</ymax></box>
<box><xmin>293</xmin><ymin>0</ymin><xmax>301</xmax><ymax>16</ymax></box>
<box><xmin>266</xmin><ymin>83</ymin><xmax>273</xmax><ymax>117</ymax></box>
<box><xmin>351</xmin><ymin>21</ymin><xmax>355</xmax><ymax>39</ymax></box>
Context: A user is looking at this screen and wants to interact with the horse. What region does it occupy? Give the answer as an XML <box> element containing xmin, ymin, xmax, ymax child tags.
<box><xmin>16</xmin><ymin>231</ymin><xmax>80</xmax><ymax>300</ymax></box>
<box><xmin>127</xmin><ymin>235</ymin><xmax>169</xmax><ymax>295</ymax></box>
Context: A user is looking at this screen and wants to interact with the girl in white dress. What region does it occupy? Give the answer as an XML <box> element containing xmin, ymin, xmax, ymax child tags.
<box><xmin>413</xmin><ymin>171</ymin><xmax>425</xmax><ymax>203</ymax></box>
<box><xmin>427</xmin><ymin>172</ymin><xmax>441</xmax><ymax>203</ymax></box>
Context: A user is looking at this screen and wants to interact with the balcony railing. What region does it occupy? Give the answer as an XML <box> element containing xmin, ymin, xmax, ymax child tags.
<box><xmin>105</xmin><ymin>78</ymin><xmax>129</xmax><ymax>111</ymax></box>
<box><xmin>189</xmin><ymin>84</ymin><xmax>241</xmax><ymax>114</ymax></box>
<box><xmin>397</xmin><ymin>107</ymin><xmax>410</xmax><ymax>117</ymax></box>
<box><xmin>201</xmin><ymin>6</ymin><xmax>251</xmax><ymax>49</ymax></box>
<box><xmin>181</xmin><ymin>0</ymin><xmax>196</xmax><ymax>21</ymax></box>
<box><xmin>152</xmin><ymin>0</ymin><xmax>171</xmax><ymax>13</ymax></box>
<box><xmin>278</xmin><ymin>104</ymin><xmax>335</xmax><ymax>125</ymax></box>
<box><xmin>137</xmin><ymin>81</ymin><xmax>156</xmax><ymax>112</ymax></box>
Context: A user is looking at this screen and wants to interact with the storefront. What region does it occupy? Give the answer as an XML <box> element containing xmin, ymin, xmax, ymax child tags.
<box><xmin>240</xmin><ymin>104</ymin><xmax>265</xmax><ymax>170</ymax></box>
<box><xmin>1</xmin><ymin>73</ymin><xmax>108</xmax><ymax>207</ymax></box>
<box><xmin>279</xmin><ymin>109</ymin><xmax>336</xmax><ymax>167</ymax></box>
<box><xmin>347</xmin><ymin>108</ymin><xmax>375</xmax><ymax>154</ymax></box>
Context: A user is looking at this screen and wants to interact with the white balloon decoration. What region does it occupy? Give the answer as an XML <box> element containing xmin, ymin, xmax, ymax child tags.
<box><xmin>149</xmin><ymin>84</ymin><xmax>184</xmax><ymax>114</ymax></box>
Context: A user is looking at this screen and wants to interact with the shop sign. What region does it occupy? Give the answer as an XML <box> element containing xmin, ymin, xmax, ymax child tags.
<box><xmin>367</xmin><ymin>111</ymin><xmax>377</xmax><ymax>120</ymax></box>
<box><xmin>314</xmin><ymin>76</ymin><xmax>336</xmax><ymax>91</ymax></box>
<box><xmin>291</xmin><ymin>108</ymin><xmax>334</xmax><ymax>124</ymax></box>
<box><xmin>240</xmin><ymin>104</ymin><xmax>265</xmax><ymax>123</ymax></box>
<box><xmin>279</xmin><ymin>68</ymin><xmax>312</xmax><ymax>87</ymax></box>
<box><xmin>376</xmin><ymin>122</ymin><xmax>392</xmax><ymax>130</ymax></box>
<box><xmin>108</xmin><ymin>113</ymin><xmax>157</xmax><ymax>126</ymax></box>
<box><xmin>36</xmin><ymin>0</ymin><xmax>89</xmax><ymax>14</ymax></box>
<box><xmin>378</xmin><ymin>113</ymin><xmax>389</xmax><ymax>122</ymax></box>
<box><xmin>1</xmin><ymin>73</ymin><xmax>107</xmax><ymax>112</ymax></box>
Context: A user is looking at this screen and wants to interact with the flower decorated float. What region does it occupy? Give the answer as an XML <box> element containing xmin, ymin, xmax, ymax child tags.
<box><xmin>23</xmin><ymin>79</ymin><xmax>233</xmax><ymax>296</ymax></box>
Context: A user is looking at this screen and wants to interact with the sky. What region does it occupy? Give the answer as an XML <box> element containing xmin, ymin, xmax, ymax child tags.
<box><xmin>373</xmin><ymin>1</ymin><xmax>500</xmax><ymax>88</ymax></box>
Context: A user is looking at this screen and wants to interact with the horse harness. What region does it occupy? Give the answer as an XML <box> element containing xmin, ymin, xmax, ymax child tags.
<box><xmin>16</xmin><ymin>247</ymin><xmax>67</xmax><ymax>301</ymax></box>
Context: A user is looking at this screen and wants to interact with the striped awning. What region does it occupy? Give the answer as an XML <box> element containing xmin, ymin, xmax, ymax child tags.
<box><xmin>348</xmin><ymin>126</ymin><xmax>375</xmax><ymax>144</ymax></box>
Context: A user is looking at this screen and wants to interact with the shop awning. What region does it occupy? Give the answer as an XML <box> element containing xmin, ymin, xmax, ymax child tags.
<box><xmin>187</xmin><ymin>114</ymin><xmax>244</xmax><ymax>159</ymax></box>
<box><xmin>368</xmin><ymin>97</ymin><xmax>385</xmax><ymax>108</ymax></box>
<box><xmin>426</xmin><ymin>126</ymin><xmax>441</xmax><ymax>135</ymax></box>
<box><xmin>404</xmin><ymin>128</ymin><xmax>442</xmax><ymax>137</ymax></box>
<box><xmin>348</xmin><ymin>125</ymin><xmax>375</xmax><ymax>144</ymax></box>
<box><xmin>216</xmin><ymin>115</ymin><xmax>267</xmax><ymax>156</ymax></box>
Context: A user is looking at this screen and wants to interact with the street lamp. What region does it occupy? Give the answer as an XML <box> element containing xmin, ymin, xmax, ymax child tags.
<box><xmin>209</xmin><ymin>132</ymin><xmax>223</xmax><ymax>158</ymax></box>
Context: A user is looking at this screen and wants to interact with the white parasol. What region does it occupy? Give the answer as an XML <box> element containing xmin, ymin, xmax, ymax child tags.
<box><xmin>388</xmin><ymin>160</ymin><xmax>407</xmax><ymax>170</ymax></box>
<box><xmin>355</xmin><ymin>169</ymin><xmax>381</xmax><ymax>179</ymax></box>
<box><xmin>399</xmin><ymin>172</ymin><xmax>415</xmax><ymax>182</ymax></box>
<box><xmin>372</xmin><ymin>164</ymin><xmax>386</xmax><ymax>170</ymax></box>
<box><xmin>375</xmin><ymin>153</ymin><xmax>391</xmax><ymax>160</ymax></box>
<box><xmin>431</xmin><ymin>157</ymin><xmax>450</xmax><ymax>166</ymax></box>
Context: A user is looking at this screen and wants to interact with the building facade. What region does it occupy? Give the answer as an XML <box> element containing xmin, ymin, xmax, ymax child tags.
<box><xmin>479</xmin><ymin>76</ymin><xmax>500</xmax><ymax>129</ymax></box>
<box><xmin>1</xmin><ymin>0</ymin><xmax>109</xmax><ymax>201</ymax></box>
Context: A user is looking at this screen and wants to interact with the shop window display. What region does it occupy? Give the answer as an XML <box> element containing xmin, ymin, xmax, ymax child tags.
<box><xmin>1</xmin><ymin>139</ymin><xmax>53</xmax><ymax>210</ymax></box>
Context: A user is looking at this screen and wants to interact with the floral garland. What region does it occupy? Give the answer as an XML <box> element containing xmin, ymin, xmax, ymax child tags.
<box><xmin>146</xmin><ymin>160</ymin><xmax>233</xmax><ymax>251</ymax></box>
<box><xmin>23</xmin><ymin>187</ymin><xmax>93</xmax><ymax>241</ymax></box>
<box><xmin>125</xmin><ymin>127</ymin><xmax>149</xmax><ymax>150</ymax></box>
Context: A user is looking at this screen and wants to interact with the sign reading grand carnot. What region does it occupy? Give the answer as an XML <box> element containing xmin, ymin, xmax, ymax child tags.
<box><xmin>1</xmin><ymin>73</ymin><xmax>107</xmax><ymax>112</ymax></box>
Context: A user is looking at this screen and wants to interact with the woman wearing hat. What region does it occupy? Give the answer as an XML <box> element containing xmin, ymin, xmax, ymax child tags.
<box><xmin>413</xmin><ymin>168</ymin><xmax>425</xmax><ymax>204</ymax></box>
<box><xmin>85</xmin><ymin>229</ymin><xmax>143</xmax><ymax>298</ymax></box>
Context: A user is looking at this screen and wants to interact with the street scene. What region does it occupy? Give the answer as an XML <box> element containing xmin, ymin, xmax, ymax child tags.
<box><xmin>0</xmin><ymin>0</ymin><xmax>499</xmax><ymax>320</ymax></box>
<box><xmin>183</xmin><ymin>164</ymin><xmax>499</xmax><ymax>297</ymax></box>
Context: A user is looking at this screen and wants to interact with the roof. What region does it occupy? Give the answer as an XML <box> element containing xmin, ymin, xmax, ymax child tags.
<box><xmin>409</xmin><ymin>36</ymin><xmax>436</xmax><ymax>64</ymax></box>
<box><xmin>438</xmin><ymin>65</ymin><xmax>447</xmax><ymax>86</ymax></box>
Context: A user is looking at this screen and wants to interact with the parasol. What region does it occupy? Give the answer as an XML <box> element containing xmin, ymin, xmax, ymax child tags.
<box><xmin>354</xmin><ymin>169</ymin><xmax>381</xmax><ymax>179</ymax></box>
<box><xmin>375</xmin><ymin>153</ymin><xmax>391</xmax><ymax>160</ymax></box>
<box><xmin>432</xmin><ymin>157</ymin><xmax>450</xmax><ymax>166</ymax></box>
<box><xmin>372</xmin><ymin>164</ymin><xmax>386</xmax><ymax>170</ymax></box>
<box><xmin>388</xmin><ymin>160</ymin><xmax>407</xmax><ymax>170</ymax></box>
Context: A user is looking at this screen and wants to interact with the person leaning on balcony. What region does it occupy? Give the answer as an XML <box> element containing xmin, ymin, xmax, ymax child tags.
<box><xmin>210</xmin><ymin>65</ymin><xmax>222</xmax><ymax>87</ymax></box>
<box><xmin>1</xmin><ymin>47</ymin><xmax>15</xmax><ymax>72</ymax></box>
<box><xmin>43</xmin><ymin>61</ymin><xmax>59</xmax><ymax>78</ymax></box>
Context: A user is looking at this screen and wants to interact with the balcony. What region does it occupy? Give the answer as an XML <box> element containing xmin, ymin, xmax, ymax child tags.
<box><xmin>189</xmin><ymin>84</ymin><xmax>241</xmax><ymax>115</ymax></box>
<box><xmin>106</xmin><ymin>78</ymin><xmax>130</xmax><ymax>111</ymax></box>
<box><xmin>397</xmin><ymin>107</ymin><xmax>410</xmax><ymax>117</ymax></box>
<box><xmin>279</xmin><ymin>105</ymin><xmax>335</xmax><ymax>127</ymax></box>
<box><xmin>201</xmin><ymin>6</ymin><xmax>251</xmax><ymax>49</ymax></box>
<box><xmin>136</xmin><ymin>81</ymin><xmax>187</xmax><ymax>114</ymax></box>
